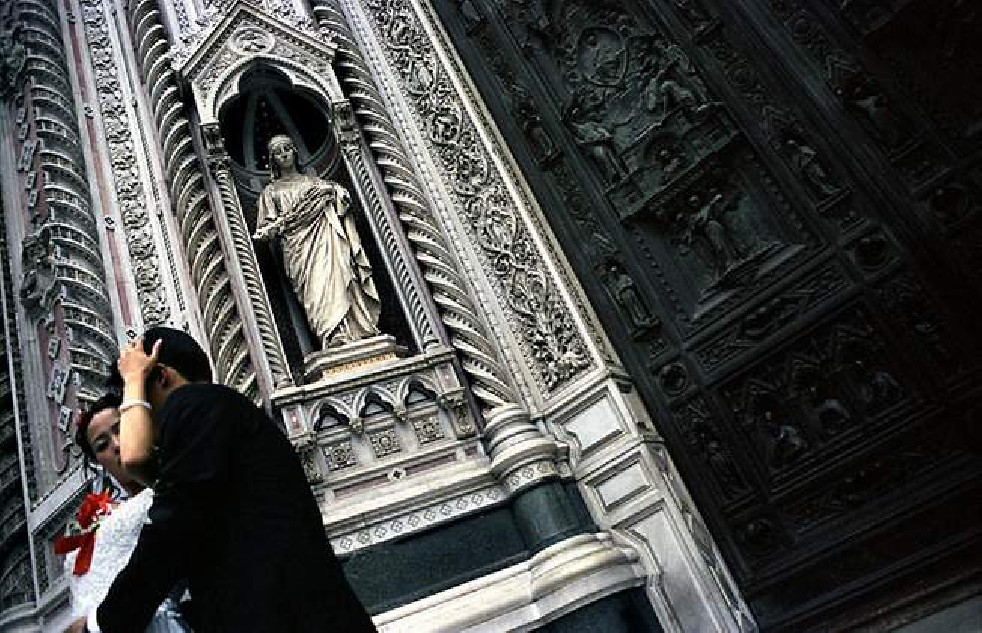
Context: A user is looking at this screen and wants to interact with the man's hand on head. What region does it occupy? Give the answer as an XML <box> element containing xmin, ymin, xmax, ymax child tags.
<box><xmin>117</xmin><ymin>337</ymin><xmax>162</xmax><ymax>484</ymax></box>
<box><xmin>64</xmin><ymin>616</ymin><xmax>87</xmax><ymax>633</ymax></box>
<box><xmin>117</xmin><ymin>338</ymin><xmax>162</xmax><ymax>386</ymax></box>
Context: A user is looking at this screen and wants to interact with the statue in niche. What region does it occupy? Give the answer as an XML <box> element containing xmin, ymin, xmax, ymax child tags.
<box><xmin>656</xmin><ymin>148</ymin><xmax>683</xmax><ymax>178</ymax></box>
<box><xmin>674</xmin><ymin>0</ymin><xmax>716</xmax><ymax>33</ymax></box>
<box><xmin>646</xmin><ymin>41</ymin><xmax>713</xmax><ymax>124</ymax></box>
<box><xmin>783</xmin><ymin>138</ymin><xmax>842</xmax><ymax>200</ymax></box>
<box><xmin>838</xmin><ymin>81</ymin><xmax>906</xmax><ymax>149</ymax></box>
<box><xmin>565</xmin><ymin>101</ymin><xmax>627</xmax><ymax>183</ymax></box>
<box><xmin>518</xmin><ymin>0</ymin><xmax>563</xmax><ymax>50</ymax></box>
<box><xmin>852</xmin><ymin>360</ymin><xmax>902</xmax><ymax>411</ymax></box>
<box><xmin>510</xmin><ymin>81</ymin><xmax>559</xmax><ymax>164</ymax></box>
<box><xmin>812</xmin><ymin>394</ymin><xmax>851</xmax><ymax>436</ymax></box>
<box><xmin>253</xmin><ymin>135</ymin><xmax>380</xmax><ymax>349</ymax></box>
<box><xmin>705</xmin><ymin>437</ymin><xmax>745</xmax><ymax>497</ymax></box>
<box><xmin>681</xmin><ymin>191</ymin><xmax>742</xmax><ymax>280</ymax></box>
<box><xmin>602</xmin><ymin>261</ymin><xmax>658</xmax><ymax>337</ymax></box>
<box><xmin>19</xmin><ymin>227</ymin><xmax>57</xmax><ymax>315</ymax></box>
<box><xmin>750</xmin><ymin>405</ymin><xmax>808</xmax><ymax>470</ymax></box>
<box><xmin>454</xmin><ymin>0</ymin><xmax>485</xmax><ymax>33</ymax></box>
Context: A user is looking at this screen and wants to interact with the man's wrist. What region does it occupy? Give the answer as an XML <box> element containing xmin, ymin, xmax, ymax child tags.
<box><xmin>119</xmin><ymin>399</ymin><xmax>152</xmax><ymax>414</ymax></box>
<box><xmin>121</xmin><ymin>371</ymin><xmax>150</xmax><ymax>385</ymax></box>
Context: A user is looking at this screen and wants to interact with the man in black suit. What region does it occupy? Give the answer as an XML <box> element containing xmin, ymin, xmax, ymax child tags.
<box><xmin>70</xmin><ymin>327</ymin><xmax>376</xmax><ymax>632</ymax></box>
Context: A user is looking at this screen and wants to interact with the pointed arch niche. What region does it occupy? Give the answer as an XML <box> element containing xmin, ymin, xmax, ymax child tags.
<box><xmin>221</xmin><ymin>66</ymin><xmax>413</xmax><ymax>369</ymax></box>
<box><xmin>176</xmin><ymin>5</ymin><xmax>440</xmax><ymax>397</ymax></box>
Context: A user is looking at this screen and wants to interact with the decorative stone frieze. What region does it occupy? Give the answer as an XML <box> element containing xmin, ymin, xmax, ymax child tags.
<box><xmin>78</xmin><ymin>0</ymin><xmax>170</xmax><ymax>327</ymax></box>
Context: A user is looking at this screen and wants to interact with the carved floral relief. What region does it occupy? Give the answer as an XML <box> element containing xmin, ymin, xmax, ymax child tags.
<box><xmin>364</xmin><ymin>0</ymin><xmax>590</xmax><ymax>391</ymax></box>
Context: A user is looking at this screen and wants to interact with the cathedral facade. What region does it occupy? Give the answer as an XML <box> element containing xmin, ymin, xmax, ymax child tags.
<box><xmin>0</xmin><ymin>0</ymin><xmax>978</xmax><ymax>631</ymax></box>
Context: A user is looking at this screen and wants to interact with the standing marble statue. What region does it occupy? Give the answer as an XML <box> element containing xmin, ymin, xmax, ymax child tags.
<box><xmin>253</xmin><ymin>135</ymin><xmax>380</xmax><ymax>348</ymax></box>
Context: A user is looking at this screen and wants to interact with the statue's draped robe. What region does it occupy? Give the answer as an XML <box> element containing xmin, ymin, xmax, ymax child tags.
<box><xmin>256</xmin><ymin>176</ymin><xmax>380</xmax><ymax>345</ymax></box>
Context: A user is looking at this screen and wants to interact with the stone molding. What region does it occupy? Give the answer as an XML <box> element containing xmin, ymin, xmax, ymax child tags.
<box><xmin>374</xmin><ymin>533</ymin><xmax>645</xmax><ymax>633</ymax></box>
<box><xmin>275</xmin><ymin>347</ymin><xmax>496</xmax><ymax>548</ymax></box>
<box><xmin>0</xmin><ymin>184</ymin><xmax>34</xmax><ymax>620</ymax></box>
<box><xmin>330</xmin><ymin>481</ymin><xmax>506</xmax><ymax>556</ymax></box>
<box><xmin>201</xmin><ymin>127</ymin><xmax>292</xmax><ymax>393</ymax></box>
<box><xmin>332</xmin><ymin>99</ymin><xmax>441</xmax><ymax>352</ymax></box>
<box><xmin>549</xmin><ymin>379</ymin><xmax>756</xmax><ymax>632</ymax></box>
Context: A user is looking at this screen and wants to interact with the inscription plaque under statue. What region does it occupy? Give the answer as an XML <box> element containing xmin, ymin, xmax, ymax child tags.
<box><xmin>303</xmin><ymin>334</ymin><xmax>407</xmax><ymax>383</ymax></box>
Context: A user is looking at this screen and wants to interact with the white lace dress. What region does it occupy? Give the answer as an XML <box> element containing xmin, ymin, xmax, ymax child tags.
<box><xmin>64</xmin><ymin>488</ymin><xmax>192</xmax><ymax>632</ymax></box>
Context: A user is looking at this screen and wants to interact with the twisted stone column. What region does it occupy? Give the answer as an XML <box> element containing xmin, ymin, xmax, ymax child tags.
<box><xmin>126</xmin><ymin>0</ymin><xmax>260</xmax><ymax>397</ymax></box>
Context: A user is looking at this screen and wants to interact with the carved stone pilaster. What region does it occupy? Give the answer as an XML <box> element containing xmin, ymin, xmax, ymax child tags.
<box><xmin>201</xmin><ymin>123</ymin><xmax>293</xmax><ymax>392</ymax></box>
<box><xmin>17</xmin><ymin>0</ymin><xmax>117</xmax><ymax>400</ymax></box>
<box><xmin>484</xmin><ymin>404</ymin><xmax>558</xmax><ymax>494</ymax></box>
<box><xmin>78</xmin><ymin>0</ymin><xmax>171</xmax><ymax>327</ymax></box>
<box><xmin>331</xmin><ymin>98</ymin><xmax>440</xmax><ymax>351</ymax></box>
<box><xmin>125</xmin><ymin>0</ymin><xmax>260</xmax><ymax>397</ymax></box>
<box><xmin>0</xmin><ymin>183</ymin><xmax>33</xmax><ymax>615</ymax></box>
<box><xmin>313</xmin><ymin>0</ymin><xmax>562</xmax><ymax>492</ymax></box>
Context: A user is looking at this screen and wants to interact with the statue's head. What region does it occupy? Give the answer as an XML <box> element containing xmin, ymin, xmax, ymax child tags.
<box><xmin>268</xmin><ymin>134</ymin><xmax>297</xmax><ymax>179</ymax></box>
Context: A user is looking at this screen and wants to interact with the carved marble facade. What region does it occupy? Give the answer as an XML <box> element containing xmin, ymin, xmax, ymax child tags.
<box><xmin>2</xmin><ymin>0</ymin><xmax>976</xmax><ymax>632</ymax></box>
<box><xmin>434</xmin><ymin>0</ymin><xmax>982</xmax><ymax>630</ymax></box>
<box><xmin>0</xmin><ymin>0</ymin><xmax>753</xmax><ymax>631</ymax></box>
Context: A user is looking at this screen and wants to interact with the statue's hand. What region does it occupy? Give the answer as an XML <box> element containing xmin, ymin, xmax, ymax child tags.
<box><xmin>253</xmin><ymin>222</ymin><xmax>279</xmax><ymax>241</ymax></box>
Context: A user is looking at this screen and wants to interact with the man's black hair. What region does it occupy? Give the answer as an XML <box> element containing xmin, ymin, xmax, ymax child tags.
<box><xmin>108</xmin><ymin>326</ymin><xmax>212</xmax><ymax>391</ymax></box>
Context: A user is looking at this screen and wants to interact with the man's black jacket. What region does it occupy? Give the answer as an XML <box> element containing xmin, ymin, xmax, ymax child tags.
<box><xmin>96</xmin><ymin>383</ymin><xmax>376</xmax><ymax>632</ymax></box>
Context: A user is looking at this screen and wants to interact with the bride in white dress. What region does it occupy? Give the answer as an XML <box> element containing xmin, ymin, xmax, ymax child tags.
<box><xmin>58</xmin><ymin>393</ymin><xmax>192</xmax><ymax>632</ymax></box>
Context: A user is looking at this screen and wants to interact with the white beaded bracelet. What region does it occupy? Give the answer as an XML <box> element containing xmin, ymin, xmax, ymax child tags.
<box><xmin>118</xmin><ymin>399</ymin><xmax>152</xmax><ymax>413</ymax></box>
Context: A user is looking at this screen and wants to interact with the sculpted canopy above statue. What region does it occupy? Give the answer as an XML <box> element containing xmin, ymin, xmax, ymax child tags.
<box><xmin>253</xmin><ymin>135</ymin><xmax>381</xmax><ymax>348</ymax></box>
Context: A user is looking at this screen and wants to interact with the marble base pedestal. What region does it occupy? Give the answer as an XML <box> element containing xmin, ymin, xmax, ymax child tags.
<box><xmin>303</xmin><ymin>334</ymin><xmax>407</xmax><ymax>382</ymax></box>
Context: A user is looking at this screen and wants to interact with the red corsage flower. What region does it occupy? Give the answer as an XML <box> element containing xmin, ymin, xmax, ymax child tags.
<box><xmin>53</xmin><ymin>491</ymin><xmax>114</xmax><ymax>575</ymax></box>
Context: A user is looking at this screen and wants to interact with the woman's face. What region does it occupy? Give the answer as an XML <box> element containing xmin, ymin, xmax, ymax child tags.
<box><xmin>271</xmin><ymin>142</ymin><xmax>297</xmax><ymax>171</ymax></box>
<box><xmin>86</xmin><ymin>408</ymin><xmax>137</xmax><ymax>488</ymax></box>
